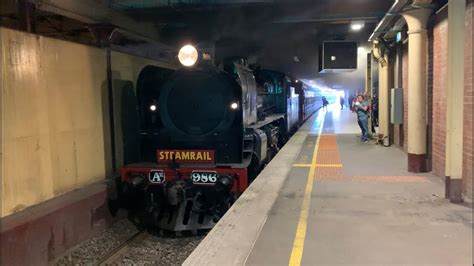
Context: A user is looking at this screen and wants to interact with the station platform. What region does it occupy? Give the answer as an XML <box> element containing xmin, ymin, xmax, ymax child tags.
<box><xmin>185</xmin><ymin>104</ymin><xmax>473</xmax><ymax>266</ymax></box>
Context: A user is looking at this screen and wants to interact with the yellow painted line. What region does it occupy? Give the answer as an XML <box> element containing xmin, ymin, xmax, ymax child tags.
<box><xmin>288</xmin><ymin>115</ymin><xmax>325</xmax><ymax>266</ymax></box>
<box><xmin>292</xmin><ymin>163</ymin><xmax>312</xmax><ymax>167</ymax></box>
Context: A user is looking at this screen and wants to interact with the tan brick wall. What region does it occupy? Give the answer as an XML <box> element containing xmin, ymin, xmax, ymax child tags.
<box><xmin>402</xmin><ymin>42</ymin><xmax>408</xmax><ymax>151</ymax></box>
<box><xmin>431</xmin><ymin>12</ymin><xmax>448</xmax><ymax>177</ymax></box>
<box><xmin>463</xmin><ymin>0</ymin><xmax>473</xmax><ymax>198</ymax></box>
<box><xmin>389</xmin><ymin>3</ymin><xmax>471</xmax><ymax>198</ymax></box>
<box><xmin>428</xmin><ymin>1</ymin><xmax>472</xmax><ymax>198</ymax></box>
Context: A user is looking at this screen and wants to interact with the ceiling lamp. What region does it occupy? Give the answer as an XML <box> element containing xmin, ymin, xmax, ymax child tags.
<box><xmin>350</xmin><ymin>21</ymin><xmax>365</xmax><ymax>31</ymax></box>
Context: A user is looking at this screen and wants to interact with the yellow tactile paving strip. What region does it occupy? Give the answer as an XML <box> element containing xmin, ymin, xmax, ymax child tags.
<box><xmin>314</xmin><ymin>167</ymin><xmax>343</xmax><ymax>180</ymax></box>
<box><xmin>315</xmin><ymin>173</ymin><xmax>427</xmax><ymax>182</ymax></box>
<box><xmin>316</xmin><ymin>134</ymin><xmax>343</xmax><ymax>165</ymax></box>
<box><xmin>294</xmin><ymin>134</ymin><xmax>427</xmax><ymax>183</ymax></box>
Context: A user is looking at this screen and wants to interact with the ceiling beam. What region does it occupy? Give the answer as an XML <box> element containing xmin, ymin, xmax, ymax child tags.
<box><xmin>271</xmin><ymin>15</ymin><xmax>381</xmax><ymax>24</ymax></box>
<box><xmin>109</xmin><ymin>0</ymin><xmax>274</xmax><ymax>9</ymax></box>
<box><xmin>28</xmin><ymin>0</ymin><xmax>160</xmax><ymax>40</ymax></box>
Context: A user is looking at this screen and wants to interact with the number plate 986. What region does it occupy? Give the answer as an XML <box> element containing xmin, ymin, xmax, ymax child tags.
<box><xmin>191</xmin><ymin>171</ymin><xmax>218</xmax><ymax>184</ymax></box>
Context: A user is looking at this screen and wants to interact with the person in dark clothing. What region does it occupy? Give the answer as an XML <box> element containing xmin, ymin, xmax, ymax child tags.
<box><xmin>372</xmin><ymin>93</ymin><xmax>379</xmax><ymax>127</ymax></box>
<box><xmin>354</xmin><ymin>95</ymin><xmax>369</xmax><ymax>143</ymax></box>
<box><xmin>340</xmin><ymin>96</ymin><xmax>345</xmax><ymax>110</ymax></box>
<box><xmin>349</xmin><ymin>95</ymin><xmax>356</xmax><ymax>112</ymax></box>
<box><xmin>348</xmin><ymin>95</ymin><xmax>354</xmax><ymax>106</ymax></box>
<box><xmin>322</xmin><ymin>96</ymin><xmax>329</xmax><ymax>111</ymax></box>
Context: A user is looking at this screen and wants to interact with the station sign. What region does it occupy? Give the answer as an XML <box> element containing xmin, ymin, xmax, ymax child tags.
<box><xmin>156</xmin><ymin>150</ymin><xmax>215</xmax><ymax>163</ymax></box>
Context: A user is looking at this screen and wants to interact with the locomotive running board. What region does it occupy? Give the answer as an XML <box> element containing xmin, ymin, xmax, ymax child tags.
<box><xmin>157</xmin><ymin>200</ymin><xmax>217</xmax><ymax>231</ymax></box>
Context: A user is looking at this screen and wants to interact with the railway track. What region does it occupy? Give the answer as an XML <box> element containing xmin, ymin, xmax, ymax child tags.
<box><xmin>54</xmin><ymin>219</ymin><xmax>204</xmax><ymax>265</ymax></box>
<box><xmin>97</xmin><ymin>230</ymin><xmax>148</xmax><ymax>265</ymax></box>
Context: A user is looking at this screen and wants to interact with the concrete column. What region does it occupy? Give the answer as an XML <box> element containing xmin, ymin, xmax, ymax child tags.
<box><xmin>379</xmin><ymin>54</ymin><xmax>390</xmax><ymax>145</ymax></box>
<box><xmin>402</xmin><ymin>5</ymin><xmax>433</xmax><ymax>172</ymax></box>
<box><xmin>445</xmin><ymin>0</ymin><xmax>466</xmax><ymax>202</ymax></box>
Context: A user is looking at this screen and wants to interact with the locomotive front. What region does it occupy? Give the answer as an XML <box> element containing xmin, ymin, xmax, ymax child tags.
<box><xmin>154</xmin><ymin>69</ymin><xmax>244</xmax><ymax>164</ymax></box>
<box><xmin>120</xmin><ymin>47</ymin><xmax>251</xmax><ymax>231</ymax></box>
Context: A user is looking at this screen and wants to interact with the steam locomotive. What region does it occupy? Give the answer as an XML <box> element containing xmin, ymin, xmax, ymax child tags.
<box><xmin>118</xmin><ymin>47</ymin><xmax>325</xmax><ymax>231</ymax></box>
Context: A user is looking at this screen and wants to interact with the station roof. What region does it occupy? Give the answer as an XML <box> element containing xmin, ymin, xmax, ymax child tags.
<box><xmin>0</xmin><ymin>0</ymin><xmax>446</xmax><ymax>83</ymax></box>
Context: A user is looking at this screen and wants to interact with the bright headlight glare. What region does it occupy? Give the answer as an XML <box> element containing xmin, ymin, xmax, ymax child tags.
<box><xmin>178</xmin><ymin>45</ymin><xmax>198</xmax><ymax>67</ymax></box>
<box><xmin>230</xmin><ymin>102</ymin><xmax>238</xmax><ymax>110</ymax></box>
<box><xmin>150</xmin><ymin>104</ymin><xmax>157</xmax><ymax>111</ymax></box>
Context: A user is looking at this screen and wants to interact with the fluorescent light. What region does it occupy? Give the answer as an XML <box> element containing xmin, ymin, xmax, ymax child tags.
<box><xmin>350</xmin><ymin>21</ymin><xmax>365</xmax><ymax>31</ymax></box>
<box><xmin>396</xmin><ymin>32</ymin><xmax>402</xmax><ymax>42</ymax></box>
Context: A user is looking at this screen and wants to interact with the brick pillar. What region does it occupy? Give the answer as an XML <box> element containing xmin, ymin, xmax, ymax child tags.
<box><xmin>402</xmin><ymin>5</ymin><xmax>433</xmax><ymax>173</ymax></box>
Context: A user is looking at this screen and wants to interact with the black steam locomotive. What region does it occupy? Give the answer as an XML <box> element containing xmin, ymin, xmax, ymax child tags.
<box><xmin>118</xmin><ymin>48</ymin><xmax>324</xmax><ymax>231</ymax></box>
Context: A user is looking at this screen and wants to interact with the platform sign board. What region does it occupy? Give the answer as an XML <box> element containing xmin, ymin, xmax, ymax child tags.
<box><xmin>319</xmin><ymin>41</ymin><xmax>358</xmax><ymax>73</ymax></box>
<box><xmin>156</xmin><ymin>150</ymin><xmax>215</xmax><ymax>163</ymax></box>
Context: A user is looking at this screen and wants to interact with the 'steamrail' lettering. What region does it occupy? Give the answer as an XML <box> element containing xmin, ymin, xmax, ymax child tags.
<box><xmin>156</xmin><ymin>150</ymin><xmax>215</xmax><ymax>163</ymax></box>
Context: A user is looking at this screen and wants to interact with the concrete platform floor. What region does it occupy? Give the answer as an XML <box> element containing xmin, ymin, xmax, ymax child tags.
<box><xmin>245</xmin><ymin>104</ymin><xmax>473</xmax><ymax>265</ymax></box>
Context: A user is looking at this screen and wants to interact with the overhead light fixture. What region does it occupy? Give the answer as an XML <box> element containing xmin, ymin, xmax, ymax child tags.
<box><xmin>178</xmin><ymin>44</ymin><xmax>198</xmax><ymax>67</ymax></box>
<box><xmin>230</xmin><ymin>102</ymin><xmax>239</xmax><ymax>110</ymax></box>
<box><xmin>350</xmin><ymin>21</ymin><xmax>365</xmax><ymax>31</ymax></box>
<box><xmin>396</xmin><ymin>32</ymin><xmax>402</xmax><ymax>43</ymax></box>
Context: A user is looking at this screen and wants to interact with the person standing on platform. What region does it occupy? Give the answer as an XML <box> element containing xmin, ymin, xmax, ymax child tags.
<box><xmin>322</xmin><ymin>96</ymin><xmax>329</xmax><ymax>111</ymax></box>
<box><xmin>348</xmin><ymin>94</ymin><xmax>354</xmax><ymax>107</ymax></box>
<box><xmin>354</xmin><ymin>95</ymin><xmax>369</xmax><ymax>143</ymax></box>
<box><xmin>340</xmin><ymin>96</ymin><xmax>345</xmax><ymax>110</ymax></box>
<box><xmin>363</xmin><ymin>93</ymin><xmax>375</xmax><ymax>134</ymax></box>
<box><xmin>351</xmin><ymin>95</ymin><xmax>357</xmax><ymax>112</ymax></box>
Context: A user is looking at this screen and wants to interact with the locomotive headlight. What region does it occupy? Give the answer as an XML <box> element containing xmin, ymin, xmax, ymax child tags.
<box><xmin>230</xmin><ymin>102</ymin><xmax>239</xmax><ymax>110</ymax></box>
<box><xmin>149</xmin><ymin>104</ymin><xmax>157</xmax><ymax>111</ymax></box>
<box><xmin>178</xmin><ymin>44</ymin><xmax>198</xmax><ymax>67</ymax></box>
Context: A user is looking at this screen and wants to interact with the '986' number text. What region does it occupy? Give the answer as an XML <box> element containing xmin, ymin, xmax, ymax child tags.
<box><xmin>191</xmin><ymin>171</ymin><xmax>217</xmax><ymax>184</ymax></box>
